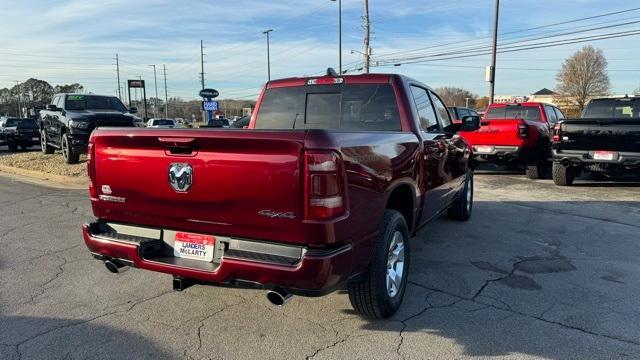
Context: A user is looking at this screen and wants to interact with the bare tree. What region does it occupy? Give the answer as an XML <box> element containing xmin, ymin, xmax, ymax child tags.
<box><xmin>555</xmin><ymin>46</ymin><xmax>610</xmax><ymax>112</ymax></box>
<box><xmin>435</xmin><ymin>87</ymin><xmax>477</xmax><ymax>108</ymax></box>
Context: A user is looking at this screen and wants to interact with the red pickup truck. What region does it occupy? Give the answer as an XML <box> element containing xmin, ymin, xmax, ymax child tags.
<box><xmin>82</xmin><ymin>72</ymin><xmax>479</xmax><ymax>318</ymax></box>
<box><xmin>460</xmin><ymin>102</ymin><xmax>564</xmax><ymax>179</ymax></box>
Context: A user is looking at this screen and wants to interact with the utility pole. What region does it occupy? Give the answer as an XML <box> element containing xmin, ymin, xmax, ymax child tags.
<box><xmin>488</xmin><ymin>0</ymin><xmax>500</xmax><ymax>104</ymax></box>
<box><xmin>200</xmin><ymin>40</ymin><xmax>205</xmax><ymax>90</ymax></box>
<box><xmin>465</xmin><ymin>97</ymin><xmax>471</xmax><ymax>108</ymax></box>
<box><xmin>115</xmin><ymin>54</ymin><xmax>122</xmax><ymax>100</ymax></box>
<box><xmin>163</xmin><ymin>64</ymin><xmax>168</xmax><ymax>118</ymax></box>
<box><xmin>363</xmin><ymin>0</ymin><xmax>371</xmax><ymax>73</ymax></box>
<box><xmin>263</xmin><ymin>29</ymin><xmax>273</xmax><ymax>82</ymax></box>
<box><xmin>149</xmin><ymin>64</ymin><xmax>158</xmax><ymax>118</ymax></box>
<box><xmin>14</xmin><ymin>81</ymin><xmax>21</xmax><ymax>118</ymax></box>
<box><xmin>330</xmin><ymin>0</ymin><xmax>342</xmax><ymax>73</ymax></box>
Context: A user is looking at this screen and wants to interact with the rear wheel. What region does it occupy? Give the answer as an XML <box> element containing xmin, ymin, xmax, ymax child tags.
<box><xmin>525</xmin><ymin>150</ymin><xmax>548</xmax><ymax>180</ymax></box>
<box><xmin>41</xmin><ymin>130</ymin><xmax>54</xmax><ymax>154</ymax></box>
<box><xmin>7</xmin><ymin>141</ymin><xmax>17</xmax><ymax>152</ymax></box>
<box><xmin>552</xmin><ymin>162</ymin><xmax>575</xmax><ymax>186</ymax></box>
<box><xmin>348</xmin><ymin>209</ymin><xmax>410</xmax><ymax>319</ymax></box>
<box><xmin>447</xmin><ymin>172</ymin><xmax>473</xmax><ymax>221</ymax></box>
<box><xmin>61</xmin><ymin>133</ymin><xmax>79</xmax><ymax>164</ymax></box>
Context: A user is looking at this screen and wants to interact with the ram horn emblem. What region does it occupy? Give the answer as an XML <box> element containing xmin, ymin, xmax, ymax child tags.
<box><xmin>168</xmin><ymin>163</ymin><xmax>193</xmax><ymax>192</ymax></box>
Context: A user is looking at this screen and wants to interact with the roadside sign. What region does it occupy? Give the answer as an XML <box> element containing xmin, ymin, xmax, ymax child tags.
<box><xmin>203</xmin><ymin>101</ymin><xmax>218</xmax><ymax>111</ymax></box>
<box><xmin>128</xmin><ymin>79</ymin><xmax>145</xmax><ymax>88</ymax></box>
<box><xmin>199</xmin><ymin>88</ymin><xmax>219</xmax><ymax>99</ymax></box>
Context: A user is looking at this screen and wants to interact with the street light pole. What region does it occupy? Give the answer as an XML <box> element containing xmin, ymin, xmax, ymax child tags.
<box><xmin>149</xmin><ymin>64</ymin><xmax>158</xmax><ymax>118</ymax></box>
<box><xmin>330</xmin><ymin>0</ymin><xmax>342</xmax><ymax>74</ymax></box>
<box><xmin>263</xmin><ymin>29</ymin><xmax>273</xmax><ymax>82</ymax></box>
<box><xmin>488</xmin><ymin>0</ymin><xmax>500</xmax><ymax>104</ymax></box>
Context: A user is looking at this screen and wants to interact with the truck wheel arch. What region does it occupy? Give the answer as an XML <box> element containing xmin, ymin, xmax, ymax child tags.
<box><xmin>385</xmin><ymin>183</ymin><xmax>416</xmax><ymax>234</ymax></box>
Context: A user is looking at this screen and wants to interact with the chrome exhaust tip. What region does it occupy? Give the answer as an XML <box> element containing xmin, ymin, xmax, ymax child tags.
<box><xmin>104</xmin><ymin>259</ymin><xmax>127</xmax><ymax>274</ymax></box>
<box><xmin>266</xmin><ymin>287</ymin><xmax>292</xmax><ymax>306</ymax></box>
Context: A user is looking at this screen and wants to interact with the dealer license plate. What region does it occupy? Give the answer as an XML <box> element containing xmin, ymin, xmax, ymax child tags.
<box><xmin>593</xmin><ymin>151</ymin><xmax>617</xmax><ymax>161</ymax></box>
<box><xmin>475</xmin><ymin>145</ymin><xmax>495</xmax><ymax>154</ymax></box>
<box><xmin>173</xmin><ymin>232</ymin><xmax>215</xmax><ymax>262</ymax></box>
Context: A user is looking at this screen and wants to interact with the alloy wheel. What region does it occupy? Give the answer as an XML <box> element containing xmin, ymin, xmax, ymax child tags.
<box><xmin>386</xmin><ymin>231</ymin><xmax>406</xmax><ymax>298</ymax></box>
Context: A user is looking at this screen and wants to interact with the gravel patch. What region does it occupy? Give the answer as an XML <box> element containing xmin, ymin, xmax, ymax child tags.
<box><xmin>0</xmin><ymin>151</ymin><xmax>88</xmax><ymax>179</ymax></box>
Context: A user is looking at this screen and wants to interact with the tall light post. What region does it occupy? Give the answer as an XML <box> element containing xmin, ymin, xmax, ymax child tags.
<box><xmin>263</xmin><ymin>29</ymin><xmax>273</xmax><ymax>82</ymax></box>
<box><xmin>488</xmin><ymin>0</ymin><xmax>500</xmax><ymax>104</ymax></box>
<box><xmin>330</xmin><ymin>0</ymin><xmax>342</xmax><ymax>74</ymax></box>
<box><xmin>149</xmin><ymin>64</ymin><xmax>158</xmax><ymax>118</ymax></box>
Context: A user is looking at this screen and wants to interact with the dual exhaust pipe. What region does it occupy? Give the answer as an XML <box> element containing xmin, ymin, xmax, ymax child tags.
<box><xmin>103</xmin><ymin>259</ymin><xmax>292</xmax><ymax>306</ymax></box>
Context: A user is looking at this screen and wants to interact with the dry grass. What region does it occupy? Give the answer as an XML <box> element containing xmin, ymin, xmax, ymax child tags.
<box><xmin>0</xmin><ymin>151</ymin><xmax>88</xmax><ymax>179</ymax></box>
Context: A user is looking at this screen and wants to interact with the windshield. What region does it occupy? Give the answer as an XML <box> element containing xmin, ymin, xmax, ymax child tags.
<box><xmin>65</xmin><ymin>95</ymin><xmax>128</xmax><ymax>112</ymax></box>
<box><xmin>4</xmin><ymin>118</ymin><xmax>37</xmax><ymax>128</ymax></box>
<box><xmin>485</xmin><ymin>105</ymin><xmax>541</xmax><ymax>121</ymax></box>
<box><xmin>153</xmin><ymin>119</ymin><xmax>175</xmax><ymax>126</ymax></box>
<box><xmin>254</xmin><ymin>83</ymin><xmax>401</xmax><ymax>131</ymax></box>
<box><xmin>583</xmin><ymin>99</ymin><xmax>640</xmax><ymax>118</ymax></box>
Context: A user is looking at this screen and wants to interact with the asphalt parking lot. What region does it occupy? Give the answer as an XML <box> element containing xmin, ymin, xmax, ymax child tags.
<box><xmin>0</xmin><ymin>168</ymin><xmax>639</xmax><ymax>359</ymax></box>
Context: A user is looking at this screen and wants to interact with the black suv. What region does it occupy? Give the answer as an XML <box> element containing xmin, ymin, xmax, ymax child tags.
<box><xmin>448</xmin><ymin>106</ymin><xmax>480</xmax><ymax>125</ymax></box>
<box><xmin>39</xmin><ymin>94</ymin><xmax>143</xmax><ymax>163</ymax></box>
<box><xmin>0</xmin><ymin>117</ymin><xmax>40</xmax><ymax>151</ymax></box>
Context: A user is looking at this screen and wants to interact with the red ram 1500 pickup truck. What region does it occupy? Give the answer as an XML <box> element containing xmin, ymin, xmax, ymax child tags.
<box><xmin>82</xmin><ymin>72</ymin><xmax>480</xmax><ymax>318</ymax></box>
<box><xmin>460</xmin><ymin>102</ymin><xmax>564</xmax><ymax>179</ymax></box>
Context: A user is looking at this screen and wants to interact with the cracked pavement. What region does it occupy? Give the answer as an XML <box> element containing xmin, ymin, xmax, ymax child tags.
<box><xmin>1</xmin><ymin>167</ymin><xmax>639</xmax><ymax>359</ymax></box>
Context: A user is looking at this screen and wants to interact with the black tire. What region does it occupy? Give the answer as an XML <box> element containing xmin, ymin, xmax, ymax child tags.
<box><xmin>348</xmin><ymin>209</ymin><xmax>410</xmax><ymax>319</ymax></box>
<box><xmin>41</xmin><ymin>130</ymin><xmax>54</xmax><ymax>154</ymax></box>
<box><xmin>7</xmin><ymin>141</ymin><xmax>17</xmax><ymax>152</ymax></box>
<box><xmin>525</xmin><ymin>152</ymin><xmax>547</xmax><ymax>180</ymax></box>
<box><xmin>447</xmin><ymin>172</ymin><xmax>473</xmax><ymax>221</ymax></box>
<box><xmin>552</xmin><ymin>162</ymin><xmax>575</xmax><ymax>186</ymax></box>
<box><xmin>61</xmin><ymin>133</ymin><xmax>79</xmax><ymax>164</ymax></box>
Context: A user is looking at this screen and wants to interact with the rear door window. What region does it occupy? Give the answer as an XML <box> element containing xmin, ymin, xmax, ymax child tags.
<box><xmin>410</xmin><ymin>86</ymin><xmax>439</xmax><ymax>132</ymax></box>
<box><xmin>255</xmin><ymin>83</ymin><xmax>401</xmax><ymax>131</ymax></box>
<box><xmin>544</xmin><ymin>105</ymin><xmax>558</xmax><ymax>126</ymax></box>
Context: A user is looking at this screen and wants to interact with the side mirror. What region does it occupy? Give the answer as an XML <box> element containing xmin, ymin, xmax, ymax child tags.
<box><xmin>129</xmin><ymin>107</ymin><xmax>138</xmax><ymax>114</ymax></box>
<box><xmin>460</xmin><ymin>115</ymin><xmax>480</xmax><ymax>132</ymax></box>
<box><xmin>46</xmin><ymin>104</ymin><xmax>60</xmax><ymax>111</ymax></box>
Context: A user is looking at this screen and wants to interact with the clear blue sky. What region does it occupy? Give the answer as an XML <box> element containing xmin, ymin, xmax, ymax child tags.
<box><xmin>1</xmin><ymin>0</ymin><xmax>639</xmax><ymax>100</ymax></box>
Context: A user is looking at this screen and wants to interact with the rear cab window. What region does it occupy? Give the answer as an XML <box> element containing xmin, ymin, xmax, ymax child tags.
<box><xmin>485</xmin><ymin>105</ymin><xmax>542</xmax><ymax>121</ymax></box>
<box><xmin>254</xmin><ymin>82</ymin><xmax>402</xmax><ymax>131</ymax></box>
<box><xmin>583</xmin><ymin>98</ymin><xmax>640</xmax><ymax>119</ymax></box>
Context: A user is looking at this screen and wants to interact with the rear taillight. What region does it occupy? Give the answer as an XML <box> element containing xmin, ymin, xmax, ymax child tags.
<box><xmin>304</xmin><ymin>150</ymin><xmax>347</xmax><ymax>221</ymax></box>
<box><xmin>87</xmin><ymin>140</ymin><xmax>97</xmax><ymax>198</ymax></box>
<box><xmin>517</xmin><ymin>123</ymin><xmax>529</xmax><ymax>139</ymax></box>
<box><xmin>552</xmin><ymin>123</ymin><xmax>562</xmax><ymax>142</ymax></box>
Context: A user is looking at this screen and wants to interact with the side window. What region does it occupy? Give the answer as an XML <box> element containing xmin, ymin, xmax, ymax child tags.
<box><xmin>458</xmin><ymin>108</ymin><xmax>470</xmax><ymax>119</ymax></box>
<box><xmin>554</xmin><ymin>107</ymin><xmax>565</xmax><ymax>120</ymax></box>
<box><xmin>410</xmin><ymin>86</ymin><xmax>439</xmax><ymax>132</ymax></box>
<box><xmin>51</xmin><ymin>96</ymin><xmax>59</xmax><ymax>106</ymax></box>
<box><xmin>56</xmin><ymin>96</ymin><xmax>64</xmax><ymax>108</ymax></box>
<box><xmin>470</xmin><ymin>110</ymin><xmax>479</xmax><ymax>117</ymax></box>
<box><xmin>544</xmin><ymin>105</ymin><xmax>557</xmax><ymax>125</ymax></box>
<box><xmin>429</xmin><ymin>91</ymin><xmax>452</xmax><ymax>129</ymax></box>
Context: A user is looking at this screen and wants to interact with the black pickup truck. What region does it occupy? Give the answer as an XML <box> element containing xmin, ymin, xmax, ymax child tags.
<box><xmin>0</xmin><ymin>117</ymin><xmax>40</xmax><ymax>151</ymax></box>
<box><xmin>39</xmin><ymin>94</ymin><xmax>143</xmax><ymax>164</ymax></box>
<box><xmin>551</xmin><ymin>96</ymin><xmax>640</xmax><ymax>185</ymax></box>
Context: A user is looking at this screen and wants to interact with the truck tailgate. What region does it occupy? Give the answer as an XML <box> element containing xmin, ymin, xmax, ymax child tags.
<box><xmin>91</xmin><ymin>128</ymin><xmax>307</xmax><ymax>245</ymax></box>
<box><xmin>560</xmin><ymin>119</ymin><xmax>640</xmax><ymax>152</ymax></box>
<box><xmin>461</xmin><ymin>119</ymin><xmax>525</xmax><ymax>146</ymax></box>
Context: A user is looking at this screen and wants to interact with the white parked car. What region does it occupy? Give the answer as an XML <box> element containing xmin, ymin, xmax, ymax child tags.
<box><xmin>146</xmin><ymin>118</ymin><xmax>178</xmax><ymax>128</ymax></box>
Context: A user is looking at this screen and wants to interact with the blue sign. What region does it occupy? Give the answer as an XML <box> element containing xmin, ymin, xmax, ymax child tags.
<box><xmin>203</xmin><ymin>101</ymin><xmax>218</xmax><ymax>112</ymax></box>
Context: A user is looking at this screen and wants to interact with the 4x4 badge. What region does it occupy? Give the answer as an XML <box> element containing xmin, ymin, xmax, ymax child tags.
<box><xmin>169</xmin><ymin>163</ymin><xmax>193</xmax><ymax>192</ymax></box>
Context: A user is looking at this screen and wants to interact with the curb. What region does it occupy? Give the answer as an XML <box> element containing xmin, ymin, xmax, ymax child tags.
<box><xmin>0</xmin><ymin>164</ymin><xmax>87</xmax><ymax>189</ymax></box>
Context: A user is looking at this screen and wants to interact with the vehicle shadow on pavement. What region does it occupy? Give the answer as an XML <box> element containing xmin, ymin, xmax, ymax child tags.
<box><xmin>0</xmin><ymin>315</ymin><xmax>172</xmax><ymax>359</ymax></box>
<box><xmin>356</xmin><ymin>200</ymin><xmax>640</xmax><ymax>359</ymax></box>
